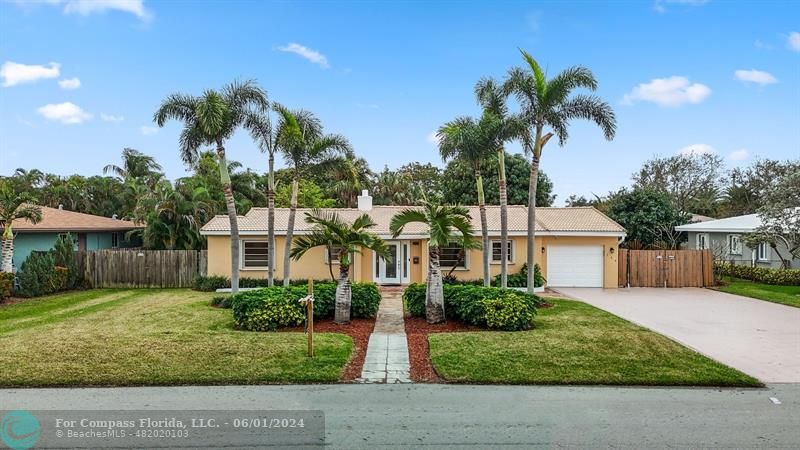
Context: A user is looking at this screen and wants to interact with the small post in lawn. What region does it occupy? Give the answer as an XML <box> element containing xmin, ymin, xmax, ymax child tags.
<box><xmin>307</xmin><ymin>279</ymin><xmax>314</xmax><ymax>358</ymax></box>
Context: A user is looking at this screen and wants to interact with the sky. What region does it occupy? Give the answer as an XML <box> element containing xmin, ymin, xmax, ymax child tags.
<box><xmin>1</xmin><ymin>0</ymin><xmax>798</xmax><ymax>205</ymax></box>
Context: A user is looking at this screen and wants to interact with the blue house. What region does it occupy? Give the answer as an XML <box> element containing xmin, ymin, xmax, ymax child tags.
<box><xmin>2</xmin><ymin>206</ymin><xmax>143</xmax><ymax>270</ymax></box>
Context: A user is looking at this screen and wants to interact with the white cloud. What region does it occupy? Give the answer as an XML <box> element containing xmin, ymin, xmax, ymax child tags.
<box><xmin>788</xmin><ymin>32</ymin><xmax>800</xmax><ymax>52</ymax></box>
<box><xmin>734</xmin><ymin>69</ymin><xmax>778</xmax><ymax>85</ymax></box>
<box><xmin>37</xmin><ymin>102</ymin><xmax>92</xmax><ymax>124</ymax></box>
<box><xmin>1</xmin><ymin>61</ymin><xmax>60</xmax><ymax>87</ymax></box>
<box><xmin>754</xmin><ymin>39</ymin><xmax>772</xmax><ymax>50</ymax></box>
<box><xmin>278</xmin><ymin>43</ymin><xmax>330</xmax><ymax>69</ymax></box>
<box><xmin>11</xmin><ymin>0</ymin><xmax>153</xmax><ymax>21</ymax></box>
<box><xmin>58</xmin><ymin>77</ymin><xmax>81</xmax><ymax>89</ymax></box>
<box><xmin>140</xmin><ymin>125</ymin><xmax>158</xmax><ymax>135</ymax></box>
<box><xmin>623</xmin><ymin>76</ymin><xmax>711</xmax><ymax>107</ymax></box>
<box><xmin>677</xmin><ymin>144</ymin><xmax>716</xmax><ymax>156</ymax></box>
<box><xmin>426</xmin><ymin>131</ymin><xmax>440</xmax><ymax>145</ymax></box>
<box><xmin>654</xmin><ymin>0</ymin><xmax>709</xmax><ymax>13</ymax></box>
<box><xmin>729</xmin><ymin>149</ymin><xmax>750</xmax><ymax>161</ymax></box>
<box><xmin>100</xmin><ymin>113</ymin><xmax>124</xmax><ymax>122</ymax></box>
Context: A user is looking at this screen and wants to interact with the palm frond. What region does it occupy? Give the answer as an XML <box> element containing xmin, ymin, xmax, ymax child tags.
<box><xmin>221</xmin><ymin>79</ymin><xmax>269</xmax><ymax>113</ymax></box>
<box><xmin>153</xmin><ymin>93</ymin><xmax>197</xmax><ymax>127</ymax></box>
<box><xmin>559</xmin><ymin>94</ymin><xmax>617</xmax><ymax>140</ymax></box>
<box><xmin>389</xmin><ymin>208</ymin><xmax>427</xmax><ymax>237</ymax></box>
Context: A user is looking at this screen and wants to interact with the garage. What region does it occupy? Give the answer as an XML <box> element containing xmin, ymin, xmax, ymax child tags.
<box><xmin>547</xmin><ymin>245</ymin><xmax>604</xmax><ymax>287</ymax></box>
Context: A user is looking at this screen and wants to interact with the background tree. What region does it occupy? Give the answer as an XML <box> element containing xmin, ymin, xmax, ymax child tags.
<box><xmin>291</xmin><ymin>210</ymin><xmax>389</xmax><ymax>323</ymax></box>
<box><xmin>744</xmin><ymin>170</ymin><xmax>800</xmax><ymax>267</ymax></box>
<box><xmin>632</xmin><ymin>153</ymin><xmax>723</xmax><ymax>215</ymax></box>
<box><xmin>390</xmin><ymin>202</ymin><xmax>477</xmax><ymax>323</ymax></box>
<box><xmin>0</xmin><ymin>184</ymin><xmax>43</xmax><ymax>272</ymax></box>
<box><xmin>372</xmin><ymin>168</ymin><xmax>416</xmax><ymax>206</ymax></box>
<box><xmin>504</xmin><ymin>50</ymin><xmax>616</xmax><ymax>292</ymax></box>
<box><xmin>154</xmin><ymin>79</ymin><xmax>268</xmax><ymax>293</ymax></box>
<box><xmin>606</xmin><ymin>188</ymin><xmax>690</xmax><ymax>249</ymax></box>
<box><xmin>442</xmin><ymin>154</ymin><xmax>555</xmax><ymax>206</ymax></box>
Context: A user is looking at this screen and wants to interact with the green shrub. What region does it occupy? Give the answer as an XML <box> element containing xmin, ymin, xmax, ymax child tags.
<box><xmin>232</xmin><ymin>288</ymin><xmax>307</xmax><ymax>331</ymax></box>
<box><xmin>494</xmin><ymin>263</ymin><xmax>545</xmax><ymax>288</ymax></box>
<box><xmin>403</xmin><ymin>283</ymin><xmax>541</xmax><ymax>331</ymax></box>
<box><xmin>0</xmin><ymin>272</ymin><xmax>13</xmax><ymax>300</ymax></box>
<box><xmin>193</xmin><ymin>275</ymin><xmax>229</xmax><ymax>291</ymax></box>
<box><xmin>15</xmin><ymin>251</ymin><xmax>58</xmax><ymax>297</ymax></box>
<box><xmin>53</xmin><ymin>233</ymin><xmax>80</xmax><ymax>289</ymax></box>
<box><xmin>193</xmin><ymin>275</ymin><xmax>336</xmax><ymax>291</ymax></box>
<box><xmin>230</xmin><ymin>282</ymin><xmax>381</xmax><ymax>331</ymax></box>
<box><xmin>715</xmin><ymin>263</ymin><xmax>800</xmax><ymax>286</ymax></box>
<box><xmin>210</xmin><ymin>295</ymin><xmax>233</xmax><ymax>308</ymax></box>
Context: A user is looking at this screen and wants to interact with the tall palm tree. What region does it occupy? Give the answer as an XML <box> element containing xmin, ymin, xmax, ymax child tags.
<box><xmin>504</xmin><ymin>50</ymin><xmax>616</xmax><ymax>293</ymax></box>
<box><xmin>474</xmin><ymin>77</ymin><xmax>522</xmax><ymax>288</ymax></box>
<box><xmin>154</xmin><ymin>79</ymin><xmax>268</xmax><ymax>293</ymax></box>
<box><xmin>390</xmin><ymin>202</ymin><xmax>477</xmax><ymax>323</ymax></box>
<box><xmin>0</xmin><ymin>185</ymin><xmax>43</xmax><ymax>273</ymax></box>
<box><xmin>437</xmin><ymin>116</ymin><xmax>496</xmax><ymax>286</ymax></box>
<box><xmin>291</xmin><ymin>210</ymin><xmax>389</xmax><ymax>324</ymax></box>
<box><xmin>103</xmin><ymin>148</ymin><xmax>163</xmax><ymax>181</ymax></box>
<box><xmin>274</xmin><ymin>106</ymin><xmax>352</xmax><ymax>286</ymax></box>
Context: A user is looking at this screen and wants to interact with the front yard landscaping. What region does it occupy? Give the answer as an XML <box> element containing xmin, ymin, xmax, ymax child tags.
<box><xmin>0</xmin><ymin>289</ymin><xmax>353</xmax><ymax>387</ymax></box>
<box><xmin>426</xmin><ymin>298</ymin><xmax>761</xmax><ymax>387</ymax></box>
<box><xmin>717</xmin><ymin>277</ymin><xmax>800</xmax><ymax>308</ymax></box>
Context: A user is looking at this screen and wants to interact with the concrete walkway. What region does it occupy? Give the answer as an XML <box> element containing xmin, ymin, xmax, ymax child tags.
<box><xmin>358</xmin><ymin>287</ymin><xmax>411</xmax><ymax>383</ymax></box>
<box><xmin>558</xmin><ymin>287</ymin><xmax>800</xmax><ymax>383</ymax></box>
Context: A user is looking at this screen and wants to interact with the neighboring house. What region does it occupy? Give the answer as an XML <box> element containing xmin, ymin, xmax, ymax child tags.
<box><xmin>675</xmin><ymin>213</ymin><xmax>798</xmax><ymax>269</ymax></box>
<box><xmin>1</xmin><ymin>206</ymin><xmax>143</xmax><ymax>270</ymax></box>
<box><xmin>199</xmin><ymin>192</ymin><xmax>627</xmax><ymax>288</ymax></box>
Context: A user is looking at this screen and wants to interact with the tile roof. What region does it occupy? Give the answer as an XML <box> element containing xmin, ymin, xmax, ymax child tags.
<box><xmin>200</xmin><ymin>205</ymin><xmax>625</xmax><ymax>236</ymax></box>
<box><xmin>11</xmin><ymin>206</ymin><xmax>143</xmax><ymax>232</ymax></box>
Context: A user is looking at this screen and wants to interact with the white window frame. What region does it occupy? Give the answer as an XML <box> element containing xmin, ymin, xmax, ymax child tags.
<box><xmin>324</xmin><ymin>245</ymin><xmax>346</xmax><ymax>265</ymax></box>
<box><xmin>757</xmin><ymin>242</ymin><xmax>770</xmax><ymax>262</ymax></box>
<box><xmin>111</xmin><ymin>232</ymin><xmax>119</xmax><ymax>248</ymax></box>
<box><xmin>240</xmin><ymin>239</ymin><xmax>269</xmax><ymax>270</ymax></box>
<box><xmin>727</xmin><ymin>234</ymin><xmax>741</xmax><ymax>256</ymax></box>
<box><xmin>696</xmin><ymin>233</ymin><xmax>710</xmax><ymax>250</ymax></box>
<box><xmin>489</xmin><ymin>239</ymin><xmax>515</xmax><ymax>264</ymax></box>
<box><xmin>439</xmin><ymin>242</ymin><xmax>470</xmax><ymax>270</ymax></box>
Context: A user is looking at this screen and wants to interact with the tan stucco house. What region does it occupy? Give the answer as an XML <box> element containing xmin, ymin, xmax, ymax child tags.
<box><xmin>199</xmin><ymin>193</ymin><xmax>626</xmax><ymax>288</ymax></box>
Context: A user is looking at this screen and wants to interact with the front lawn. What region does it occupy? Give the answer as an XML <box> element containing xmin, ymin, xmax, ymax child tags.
<box><xmin>428</xmin><ymin>298</ymin><xmax>761</xmax><ymax>387</ymax></box>
<box><xmin>717</xmin><ymin>277</ymin><xmax>800</xmax><ymax>308</ymax></box>
<box><xmin>0</xmin><ymin>289</ymin><xmax>352</xmax><ymax>387</ymax></box>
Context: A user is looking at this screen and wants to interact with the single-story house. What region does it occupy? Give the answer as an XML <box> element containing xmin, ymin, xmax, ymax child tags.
<box><xmin>1</xmin><ymin>205</ymin><xmax>142</xmax><ymax>270</ymax></box>
<box><xmin>675</xmin><ymin>213</ymin><xmax>798</xmax><ymax>269</ymax></box>
<box><xmin>199</xmin><ymin>192</ymin><xmax>626</xmax><ymax>288</ymax></box>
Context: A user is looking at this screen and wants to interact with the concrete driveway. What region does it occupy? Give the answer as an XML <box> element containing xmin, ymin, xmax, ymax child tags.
<box><xmin>557</xmin><ymin>287</ymin><xmax>800</xmax><ymax>383</ymax></box>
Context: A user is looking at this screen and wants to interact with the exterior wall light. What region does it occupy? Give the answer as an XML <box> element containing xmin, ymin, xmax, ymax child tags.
<box><xmin>541</xmin><ymin>247</ymin><xmax>546</xmax><ymax>254</ymax></box>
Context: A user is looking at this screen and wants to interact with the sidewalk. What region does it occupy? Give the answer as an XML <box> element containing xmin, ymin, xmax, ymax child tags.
<box><xmin>358</xmin><ymin>287</ymin><xmax>411</xmax><ymax>383</ymax></box>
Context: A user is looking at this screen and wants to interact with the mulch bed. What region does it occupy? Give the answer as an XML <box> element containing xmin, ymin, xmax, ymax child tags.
<box><xmin>281</xmin><ymin>317</ymin><xmax>375</xmax><ymax>381</ymax></box>
<box><xmin>404</xmin><ymin>315</ymin><xmax>478</xmax><ymax>382</ymax></box>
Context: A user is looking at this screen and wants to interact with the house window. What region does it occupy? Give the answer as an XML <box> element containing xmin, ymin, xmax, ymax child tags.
<box><xmin>490</xmin><ymin>240</ymin><xmax>514</xmax><ymax>263</ymax></box>
<box><xmin>439</xmin><ymin>242</ymin><xmax>467</xmax><ymax>269</ymax></box>
<box><xmin>111</xmin><ymin>232</ymin><xmax>119</xmax><ymax>248</ymax></box>
<box><xmin>757</xmin><ymin>243</ymin><xmax>770</xmax><ymax>262</ymax></box>
<box><xmin>241</xmin><ymin>240</ymin><xmax>269</xmax><ymax>269</ymax></box>
<box><xmin>696</xmin><ymin>233</ymin><xmax>710</xmax><ymax>250</ymax></box>
<box><xmin>325</xmin><ymin>245</ymin><xmax>345</xmax><ymax>264</ymax></box>
<box><xmin>727</xmin><ymin>234</ymin><xmax>741</xmax><ymax>255</ymax></box>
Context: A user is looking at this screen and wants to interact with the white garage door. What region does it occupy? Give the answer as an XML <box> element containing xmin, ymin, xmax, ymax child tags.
<box><xmin>547</xmin><ymin>245</ymin><xmax>604</xmax><ymax>287</ymax></box>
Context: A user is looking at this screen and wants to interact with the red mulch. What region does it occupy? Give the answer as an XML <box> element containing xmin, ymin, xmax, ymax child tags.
<box><xmin>404</xmin><ymin>315</ymin><xmax>478</xmax><ymax>383</ymax></box>
<box><xmin>280</xmin><ymin>317</ymin><xmax>375</xmax><ymax>381</ymax></box>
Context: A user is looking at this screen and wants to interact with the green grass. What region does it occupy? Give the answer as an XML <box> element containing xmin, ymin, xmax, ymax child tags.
<box><xmin>717</xmin><ymin>277</ymin><xmax>800</xmax><ymax>308</ymax></box>
<box><xmin>0</xmin><ymin>289</ymin><xmax>352</xmax><ymax>387</ymax></box>
<box><xmin>428</xmin><ymin>298</ymin><xmax>761</xmax><ymax>387</ymax></box>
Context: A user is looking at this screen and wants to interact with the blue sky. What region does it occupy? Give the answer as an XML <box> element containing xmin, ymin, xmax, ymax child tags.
<box><xmin>1</xmin><ymin>0</ymin><xmax>798</xmax><ymax>204</ymax></box>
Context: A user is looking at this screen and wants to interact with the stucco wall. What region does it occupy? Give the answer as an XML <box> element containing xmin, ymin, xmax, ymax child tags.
<box><xmin>206</xmin><ymin>234</ymin><xmax>620</xmax><ymax>288</ymax></box>
<box><xmin>1</xmin><ymin>231</ymin><xmax>127</xmax><ymax>270</ymax></box>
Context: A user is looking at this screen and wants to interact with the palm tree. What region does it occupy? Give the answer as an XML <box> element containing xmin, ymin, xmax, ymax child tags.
<box><xmin>475</xmin><ymin>77</ymin><xmax>522</xmax><ymax>288</ymax></box>
<box><xmin>504</xmin><ymin>50</ymin><xmax>616</xmax><ymax>293</ymax></box>
<box><xmin>437</xmin><ymin>116</ymin><xmax>496</xmax><ymax>286</ymax></box>
<box><xmin>390</xmin><ymin>202</ymin><xmax>477</xmax><ymax>323</ymax></box>
<box><xmin>103</xmin><ymin>148</ymin><xmax>163</xmax><ymax>182</ymax></box>
<box><xmin>154</xmin><ymin>79</ymin><xmax>268</xmax><ymax>293</ymax></box>
<box><xmin>274</xmin><ymin>106</ymin><xmax>352</xmax><ymax>286</ymax></box>
<box><xmin>291</xmin><ymin>210</ymin><xmax>389</xmax><ymax>324</ymax></box>
<box><xmin>0</xmin><ymin>185</ymin><xmax>43</xmax><ymax>273</ymax></box>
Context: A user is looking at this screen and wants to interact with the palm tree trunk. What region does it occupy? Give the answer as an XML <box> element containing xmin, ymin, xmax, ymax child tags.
<box><xmin>217</xmin><ymin>144</ymin><xmax>240</xmax><ymax>294</ymax></box>
<box><xmin>527</xmin><ymin>127</ymin><xmax>543</xmax><ymax>295</ymax></box>
<box><xmin>267</xmin><ymin>152</ymin><xmax>276</xmax><ymax>287</ymax></box>
<box><xmin>426</xmin><ymin>247</ymin><xmax>445</xmax><ymax>324</ymax></box>
<box><xmin>498</xmin><ymin>149</ymin><xmax>508</xmax><ymax>289</ymax></box>
<box><xmin>1</xmin><ymin>225</ymin><xmax>14</xmax><ymax>273</ymax></box>
<box><xmin>282</xmin><ymin>175</ymin><xmax>299</xmax><ymax>287</ymax></box>
<box><xmin>476</xmin><ymin>171</ymin><xmax>490</xmax><ymax>287</ymax></box>
<box><xmin>334</xmin><ymin>263</ymin><xmax>352</xmax><ymax>324</ymax></box>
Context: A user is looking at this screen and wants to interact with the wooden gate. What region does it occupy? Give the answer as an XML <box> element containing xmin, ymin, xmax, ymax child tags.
<box><xmin>618</xmin><ymin>249</ymin><xmax>713</xmax><ymax>288</ymax></box>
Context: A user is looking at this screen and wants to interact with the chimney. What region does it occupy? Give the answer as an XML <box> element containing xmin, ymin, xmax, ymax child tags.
<box><xmin>58</xmin><ymin>204</ymin><xmax>63</xmax><ymax>210</ymax></box>
<box><xmin>357</xmin><ymin>189</ymin><xmax>372</xmax><ymax>211</ymax></box>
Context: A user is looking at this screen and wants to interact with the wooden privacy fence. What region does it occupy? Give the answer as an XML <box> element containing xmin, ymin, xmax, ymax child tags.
<box><xmin>618</xmin><ymin>249</ymin><xmax>714</xmax><ymax>288</ymax></box>
<box><xmin>82</xmin><ymin>250</ymin><xmax>208</xmax><ymax>288</ymax></box>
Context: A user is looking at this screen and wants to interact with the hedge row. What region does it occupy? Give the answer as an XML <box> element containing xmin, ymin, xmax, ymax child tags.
<box><xmin>193</xmin><ymin>275</ymin><xmax>334</xmax><ymax>292</ymax></box>
<box><xmin>442</xmin><ymin>263</ymin><xmax>546</xmax><ymax>288</ymax></box>
<box><xmin>715</xmin><ymin>263</ymin><xmax>800</xmax><ymax>286</ymax></box>
<box><xmin>403</xmin><ymin>283</ymin><xmax>545</xmax><ymax>331</ymax></box>
<box><xmin>231</xmin><ymin>283</ymin><xmax>381</xmax><ymax>331</ymax></box>
<box><xmin>14</xmin><ymin>235</ymin><xmax>82</xmax><ymax>298</ymax></box>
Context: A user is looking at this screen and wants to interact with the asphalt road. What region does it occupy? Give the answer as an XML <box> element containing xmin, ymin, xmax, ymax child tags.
<box><xmin>1</xmin><ymin>384</ymin><xmax>797</xmax><ymax>448</ymax></box>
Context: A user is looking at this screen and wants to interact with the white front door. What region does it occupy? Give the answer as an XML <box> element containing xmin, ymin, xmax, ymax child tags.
<box><xmin>375</xmin><ymin>241</ymin><xmax>404</xmax><ymax>284</ymax></box>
